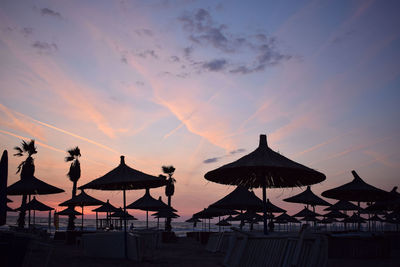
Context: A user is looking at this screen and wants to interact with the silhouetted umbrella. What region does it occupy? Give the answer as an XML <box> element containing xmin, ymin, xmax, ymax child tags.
<box><xmin>59</xmin><ymin>189</ymin><xmax>103</xmax><ymax>230</ymax></box>
<box><xmin>320</xmin><ymin>217</ymin><xmax>338</xmax><ymax>224</ymax></box>
<box><xmin>343</xmin><ymin>213</ymin><xmax>366</xmax><ymax>224</ymax></box>
<box><xmin>209</xmin><ymin>186</ymin><xmax>263</xmax><ymax>211</ymax></box>
<box><xmin>186</xmin><ymin>217</ymin><xmax>201</xmax><ymax>223</ymax></box>
<box><xmin>7</xmin><ymin>176</ymin><xmax>64</xmax><ymax>195</ymax></box>
<box><xmin>232</xmin><ymin>210</ymin><xmax>264</xmax><ymax>222</ymax></box>
<box><xmin>367</xmin><ymin>214</ymin><xmax>383</xmax><ymax>222</ymax></box>
<box><xmin>109</xmin><ymin>208</ymin><xmax>137</xmax><ymax>219</ymax></box>
<box><xmin>92</xmin><ymin>199</ymin><xmax>119</xmax><ymax>229</ymax></box>
<box><xmin>152</xmin><ymin>210</ymin><xmax>180</xmax><ymax>218</ymax></box>
<box><xmin>293</xmin><ymin>207</ymin><xmax>320</xmax><ymax>217</ymax></box>
<box><xmin>92</xmin><ymin>200</ymin><xmax>119</xmax><ymax>213</ymax></box>
<box><xmin>301</xmin><ymin>215</ymin><xmax>321</xmax><ymax>222</ymax></box>
<box><xmin>365</xmin><ymin>187</ymin><xmax>400</xmax><ymax>212</ymax></box>
<box><xmin>80</xmin><ymin>156</ymin><xmax>166</xmax><ymax>257</ymax></box>
<box><xmin>265</xmin><ymin>199</ymin><xmax>286</xmax><ymax>213</ymax></box>
<box><xmin>15</xmin><ymin>196</ymin><xmax>53</xmax><ymax>225</ymax></box>
<box><xmin>204</xmin><ymin>134</ymin><xmax>325</xmax><ymax>234</ymax></box>
<box><xmin>216</xmin><ymin>220</ymin><xmax>231</xmax><ymax>226</ymax></box>
<box><xmin>0</xmin><ymin>150</ymin><xmax>8</xmax><ymax>226</ymax></box>
<box><xmin>284</xmin><ymin>186</ymin><xmax>330</xmax><ymax>206</ymax></box>
<box><xmin>323</xmin><ymin>210</ymin><xmax>349</xmax><ymax>219</ymax></box>
<box><xmin>225</xmin><ymin>215</ymin><xmax>235</xmax><ymax>221</ymax></box>
<box><xmin>275</xmin><ymin>212</ymin><xmax>300</xmax><ymax>223</ymax></box>
<box><xmin>57</xmin><ymin>206</ymin><xmax>82</xmax><ymax>216</ymax></box>
<box><xmin>322</xmin><ymin>170</ymin><xmax>390</xmax><ymax>202</ymax></box>
<box><xmin>127</xmin><ymin>188</ymin><xmax>175</xmax><ymax>228</ymax></box>
<box><xmin>324</xmin><ymin>200</ymin><xmax>362</xmax><ymax>211</ymax></box>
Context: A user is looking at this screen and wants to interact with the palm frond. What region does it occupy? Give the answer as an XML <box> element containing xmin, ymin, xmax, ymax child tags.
<box><xmin>14</xmin><ymin>147</ymin><xmax>23</xmax><ymax>153</ymax></box>
<box><xmin>16</xmin><ymin>161</ymin><xmax>25</xmax><ymax>174</ymax></box>
<box><xmin>65</xmin><ymin>156</ymin><xmax>74</xmax><ymax>162</ymax></box>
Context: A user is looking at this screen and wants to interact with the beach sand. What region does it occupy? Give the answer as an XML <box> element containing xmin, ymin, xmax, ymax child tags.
<box><xmin>40</xmin><ymin>237</ymin><xmax>224</xmax><ymax>267</ymax></box>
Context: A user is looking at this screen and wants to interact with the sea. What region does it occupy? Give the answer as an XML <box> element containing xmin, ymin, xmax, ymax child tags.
<box><xmin>5</xmin><ymin>215</ymin><xmax>247</xmax><ymax>237</ymax></box>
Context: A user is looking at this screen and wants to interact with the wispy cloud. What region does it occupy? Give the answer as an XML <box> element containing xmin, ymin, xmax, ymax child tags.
<box><xmin>0</xmin><ymin>129</ymin><xmax>64</xmax><ymax>154</ymax></box>
<box><xmin>178</xmin><ymin>8</ymin><xmax>292</xmax><ymax>74</ymax></box>
<box><xmin>40</xmin><ymin>8</ymin><xmax>62</xmax><ymax>19</ymax></box>
<box><xmin>203</xmin><ymin>148</ymin><xmax>246</xmax><ymax>164</ymax></box>
<box><xmin>32</xmin><ymin>41</ymin><xmax>58</xmax><ymax>53</ymax></box>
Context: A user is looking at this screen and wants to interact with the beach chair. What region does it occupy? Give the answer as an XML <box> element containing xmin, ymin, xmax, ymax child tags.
<box><xmin>223</xmin><ymin>231</ymin><xmax>248</xmax><ymax>267</ymax></box>
<box><xmin>206</xmin><ymin>232</ymin><xmax>223</xmax><ymax>252</ymax></box>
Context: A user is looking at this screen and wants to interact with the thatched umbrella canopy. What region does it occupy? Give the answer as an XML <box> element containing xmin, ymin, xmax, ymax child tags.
<box><xmin>367</xmin><ymin>214</ymin><xmax>383</xmax><ymax>222</ymax></box>
<box><xmin>186</xmin><ymin>217</ymin><xmax>201</xmax><ymax>223</ymax></box>
<box><xmin>322</xmin><ymin>170</ymin><xmax>390</xmax><ymax>202</ymax></box>
<box><xmin>92</xmin><ymin>200</ymin><xmax>118</xmax><ymax>213</ymax></box>
<box><xmin>80</xmin><ymin>156</ymin><xmax>166</xmax><ymax>257</ymax></box>
<box><xmin>152</xmin><ymin>210</ymin><xmax>180</xmax><ymax>219</ymax></box>
<box><xmin>204</xmin><ymin>134</ymin><xmax>325</xmax><ymax>234</ymax></box>
<box><xmin>0</xmin><ymin>150</ymin><xmax>8</xmax><ymax>226</ymax></box>
<box><xmin>15</xmin><ymin>196</ymin><xmax>53</xmax><ymax>225</ymax></box>
<box><xmin>57</xmin><ymin>206</ymin><xmax>82</xmax><ymax>216</ymax></box>
<box><xmin>127</xmin><ymin>188</ymin><xmax>175</xmax><ymax>228</ymax></box>
<box><xmin>323</xmin><ymin>210</ymin><xmax>349</xmax><ymax>219</ymax></box>
<box><xmin>265</xmin><ymin>199</ymin><xmax>286</xmax><ymax>213</ymax></box>
<box><xmin>293</xmin><ymin>207</ymin><xmax>320</xmax><ymax>217</ymax></box>
<box><xmin>59</xmin><ymin>189</ymin><xmax>103</xmax><ymax>230</ymax></box>
<box><xmin>92</xmin><ymin>200</ymin><xmax>119</xmax><ymax>229</ymax></box>
<box><xmin>209</xmin><ymin>186</ymin><xmax>263</xmax><ymax>211</ymax></box>
<box><xmin>324</xmin><ymin>199</ymin><xmax>362</xmax><ymax>211</ymax></box>
<box><xmin>343</xmin><ymin>213</ymin><xmax>366</xmax><ymax>224</ymax></box>
<box><xmin>283</xmin><ymin>186</ymin><xmax>330</xmax><ymax>207</ymax></box>
<box><xmin>301</xmin><ymin>215</ymin><xmax>321</xmax><ymax>222</ymax></box>
<box><xmin>7</xmin><ymin>176</ymin><xmax>64</xmax><ymax>195</ymax></box>
<box><xmin>216</xmin><ymin>219</ymin><xmax>231</xmax><ymax>226</ymax></box>
<box><xmin>275</xmin><ymin>212</ymin><xmax>300</xmax><ymax>223</ymax></box>
<box><xmin>320</xmin><ymin>217</ymin><xmax>338</xmax><ymax>224</ymax></box>
<box><xmin>109</xmin><ymin>207</ymin><xmax>136</xmax><ymax>219</ymax></box>
<box><xmin>365</xmin><ymin>187</ymin><xmax>400</xmax><ymax>212</ymax></box>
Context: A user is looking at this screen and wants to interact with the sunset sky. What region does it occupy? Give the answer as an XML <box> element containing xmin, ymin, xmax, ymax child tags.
<box><xmin>1</xmin><ymin>0</ymin><xmax>399</xmax><ymax>221</ymax></box>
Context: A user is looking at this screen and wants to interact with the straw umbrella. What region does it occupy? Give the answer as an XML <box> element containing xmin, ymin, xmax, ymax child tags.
<box><xmin>284</xmin><ymin>186</ymin><xmax>330</xmax><ymax>227</ymax></box>
<box><xmin>80</xmin><ymin>156</ymin><xmax>166</xmax><ymax>257</ymax></box>
<box><xmin>92</xmin><ymin>199</ymin><xmax>119</xmax><ymax>229</ymax></box>
<box><xmin>126</xmin><ymin>188</ymin><xmax>175</xmax><ymax>229</ymax></box>
<box><xmin>109</xmin><ymin>208</ymin><xmax>137</xmax><ymax>230</ymax></box>
<box><xmin>59</xmin><ymin>189</ymin><xmax>104</xmax><ymax>230</ymax></box>
<box><xmin>204</xmin><ymin>134</ymin><xmax>325</xmax><ymax>234</ymax></box>
<box><xmin>7</xmin><ymin>175</ymin><xmax>64</xmax><ymax>227</ymax></box>
<box><xmin>186</xmin><ymin>217</ymin><xmax>201</xmax><ymax>230</ymax></box>
<box><xmin>209</xmin><ymin>186</ymin><xmax>263</xmax><ymax>211</ymax></box>
<box><xmin>322</xmin><ymin>170</ymin><xmax>390</xmax><ymax>230</ymax></box>
<box><xmin>15</xmin><ymin>196</ymin><xmax>53</xmax><ymax>225</ymax></box>
<box><xmin>0</xmin><ymin>150</ymin><xmax>8</xmax><ymax>226</ymax></box>
<box><xmin>293</xmin><ymin>207</ymin><xmax>320</xmax><ymax>218</ymax></box>
<box><xmin>57</xmin><ymin>206</ymin><xmax>82</xmax><ymax>216</ymax></box>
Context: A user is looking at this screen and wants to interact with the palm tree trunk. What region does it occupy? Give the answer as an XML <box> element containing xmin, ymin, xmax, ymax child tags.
<box><xmin>166</xmin><ymin>196</ymin><xmax>172</xmax><ymax>232</ymax></box>
<box><xmin>17</xmin><ymin>194</ymin><xmax>27</xmax><ymax>228</ymax></box>
<box><xmin>67</xmin><ymin>181</ymin><xmax>77</xmax><ymax>230</ymax></box>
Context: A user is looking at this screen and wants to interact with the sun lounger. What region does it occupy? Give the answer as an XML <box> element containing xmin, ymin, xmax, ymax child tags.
<box><xmin>81</xmin><ymin>232</ymin><xmax>142</xmax><ymax>260</ymax></box>
<box><xmin>222</xmin><ymin>227</ymin><xmax>328</xmax><ymax>267</ymax></box>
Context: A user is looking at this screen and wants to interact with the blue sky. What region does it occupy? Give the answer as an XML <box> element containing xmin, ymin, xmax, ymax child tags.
<box><xmin>0</xmin><ymin>0</ymin><xmax>399</xmax><ymax>219</ymax></box>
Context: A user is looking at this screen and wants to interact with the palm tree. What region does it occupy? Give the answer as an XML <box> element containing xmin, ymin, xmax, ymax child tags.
<box><xmin>162</xmin><ymin>165</ymin><xmax>176</xmax><ymax>231</ymax></box>
<box><xmin>14</xmin><ymin>139</ymin><xmax>37</xmax><ymax>228</ymax></box>
<box><xmin>65</xmin><ymin>146</ymin><xmax>81</xmax><ymax>230</ymax></box>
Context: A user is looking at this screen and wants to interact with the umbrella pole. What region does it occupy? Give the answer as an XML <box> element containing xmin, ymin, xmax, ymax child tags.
<box><xmin>357</xmin><ymin>201</ymin><xmax>361</xmax><ymax>231</ymax></box>
<box><xmin>33</xmin><ymin>210</ymin><xmax>36</xmax><ymax>225</ymax></box>
<box><xmin>262</xmin><ymin>184</ymin><xmax>268</xmax><ymax>235</ymax></box>
<box><xmin>123</xmin><ymin>188</ymin><xmax>127</xmax><ymax>258</ymax></box>
<box><xmin>219</xmin><ymin>216</ymin><xmax>221</xmax><ymax>232</ymax></box>
<box><xmin>96</xmin><ymin>211</ymin><xmax>98</xmax><ymax>230</ymax></box>
<box><xmin>146</xmin><ymin>210</ymin><xmax>148</xmax><ymax>229</ymax></box>
<box><xmin>28</xmin><ymin>195</ymin><xmax>31</xmax><ymax>228</ymax></box>
<box><xmin>81</xmin><ymin>206</ymin><xmax>84</xmax><ymax>231</ymax></box>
